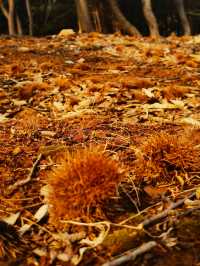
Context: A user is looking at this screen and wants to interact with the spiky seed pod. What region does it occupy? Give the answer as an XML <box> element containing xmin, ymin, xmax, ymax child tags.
<box><xmin>135</xmin><ymin>131</ymin><xmax>200</xmax><ymax>182</ymax></box>
<box><xmin>46</xmin><ymin>146</ymin><xmax>123</xmax><ymax>224</ymax></box>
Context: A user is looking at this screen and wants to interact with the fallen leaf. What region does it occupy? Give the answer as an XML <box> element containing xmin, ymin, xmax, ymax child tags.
<box><xmin>80</xmin><ymin>222</ymin><xmax>110</xmax><ymax>248</ymax></box>
<box><xmin>34</xmin><ymin>204</ymin><xmax>49</xmax><ymax>221</ymax></box>
<box><xmin>0</xmin><ymin>114</ymin><xmax>8</xmax><ymax>122</ymax></box>
<box><xmin>180</xmin><ymin>117</ymin><xmax>200</xmax><ymax>127</ymax></box>
<box><xmin>58</xmin><ymin>29</ymin><xmax>75</xmax><ymax>37</ymax></box>
<box><xmin>144</xmin><ymin>185</ymin><xmax>168</xmax><ymax>199</ymax></box>
<box><xmin>190</xmin><ymin>54</ymin><xmax>200</xmax><ymax>62</ymax></box>
<box><xmin>2</xmin><ymin>212</ymin><xmax>20</xmax><ymax>225</ymax></box>
<box><xmin>196</xmin><ymin>187</ymin><xmax>200</xmax><ymax>199</ymax></box>
<box><xmin>19</xmin><ymin>204</ymin><xmax>48</xmax><ymax>235</ymax></box>
<box><xmin>184</xmin><ymin>199</ymin><xmax>200</xmax><ymax>207</ymax></box>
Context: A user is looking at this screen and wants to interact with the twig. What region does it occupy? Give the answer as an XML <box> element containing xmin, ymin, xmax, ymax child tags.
<box><xmin>175</xmin><ymin>205</ymin><xmax>200</xmax><ymax>218</ymax></box>
<box><xmin>119</xmin><ymin>202</ymin><xmax>161</xmax><ymax>225</ymax></box>
<box><xmin>102</xmin><ymin>241</ymin><xmax>157</xmax><ymax>266</ymax></box>
<box><xmin>8</xmin><ymin>153</ymin><xmax>42</xmax><ymax>194</ymax></box>
<box><xmin>141</xmin><ymin>191</ymin><xmax>196</xmax><ymax>228</ymax></box>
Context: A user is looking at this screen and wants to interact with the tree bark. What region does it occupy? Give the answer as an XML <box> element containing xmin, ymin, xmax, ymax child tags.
<box><xmin>8</xmin><ymin>0</ymin><xmax>15</xmax><ymax>35</ymax></box>
<box><xmin>174</xmin><ymin>0</ymin><xmax>191</xmax><ymax>35</ymax></box>
<box><xmin>75</xmin><ymin>0</ymin><xmax>94</xmax><ymax>33</ymax></box>
<box><xmin>91</xmin><ymin>2</ymin><xmax>102</xmax><ymax>32</ymax></box>
<box><xmin>142</xmin><ymin>0</ymin><xmax>159</xmax><ymax>36</ymax></box>
<box><xmin>0</xmin><ymin>0</ymin><xmax>15</xmax><ymax>35</ymax></box>
<box><xmin>16</xmin><ymin>13</ymin><xmax>23</xmax><ymax>35</ymax></box>
<box><xmin>25</xmin><ymin>0</ymin><xmax>33</xmax><ymax>35</ymax></box>
<box><xmin>107</xmin><ymin>0</ymin><xmax>141</xmax><ymax>36</ymax></box>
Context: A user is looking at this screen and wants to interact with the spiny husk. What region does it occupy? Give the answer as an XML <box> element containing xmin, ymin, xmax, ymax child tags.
<box><xmin>46</xmin><ymin>146</ymin><xmax>124</xmax><ymax>224</ymax></box>
<box><xmin>135</xmin><ymin>130</ymin><xmax>200</xmax><ymax>182</ymax></box>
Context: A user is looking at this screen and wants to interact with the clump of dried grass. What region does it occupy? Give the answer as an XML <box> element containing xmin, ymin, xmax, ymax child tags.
<box><xmin>46</xmin><ymin>146</ymin><xmax>123</xmax><ymax>223</ymax></box>
<box><xmin>135</xmin><ymin>130</ymin><xmax>200</xmax><ymax>182</ymax></box>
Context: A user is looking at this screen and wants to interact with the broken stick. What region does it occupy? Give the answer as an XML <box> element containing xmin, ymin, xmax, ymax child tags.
<box><xmin>141</xmin><ymin>191</ymin><xmax>196</xmax><ymax>228</ymax></box>
<box><xmin>8</xmin><ymin>153</ymin><xmax>42</xmax><ymax>194</ymax></box>
<box><xmin>102</xmin><ymin>241</ymin><xmax>157</xmax><ymax>266</ymax></box>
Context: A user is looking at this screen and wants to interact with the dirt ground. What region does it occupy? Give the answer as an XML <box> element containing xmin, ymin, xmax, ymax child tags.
<box><xmin>0</xmin><ymin>32</ymin><xmax>200</xmax><ymax>266</ymax></box>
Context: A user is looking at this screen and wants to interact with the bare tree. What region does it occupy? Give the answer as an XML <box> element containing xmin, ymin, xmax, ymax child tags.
<box><xmin>75</xmin><ymin>0</ymin><xmax>94</xmax><ymax>32</ymax></box>
<box><xmin>141</xmin><ymin>0</ymin><xmax>159</xmax><ymax>36</ymax></box>
<box><xmin>25</xmin><ymin>0</ymin><xmax>33</xmax><ymax>35</ymax></box>
<box><xmin>174</xmin><ymin>0</ymin><xmax>191</xmax><ymax>35</ymax></box>
<box><xmin>108</xmin><ymin>0</ymin><xmax>141</xmax><ymax>36</ymax></box>
<box><xmin>0</xmin><ymin>0</ymin><xmax>15</xmax><ymax>35</ymax></box>
<box><xmin>91</xmin><ymin>1</ymin><xmax>102</xmax><ymax>32</ymax></box>
<box><xmin>16</xmin><ymin>13</ymin><xmax>23</xmax><ymax>35</ymax></box>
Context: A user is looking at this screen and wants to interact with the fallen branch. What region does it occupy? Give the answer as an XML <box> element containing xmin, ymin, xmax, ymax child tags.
<box><xmin>102</xmin><ymin>241</ymin><xmax>157</xmax><ymax>266</ymax></box>
<box><xmin>141</xmin><ymin>191</ymin><xmax>196</xmax><ymax>228</ymax></box>
<box><xmin>8</xmin><ymin>153</ymin><xmax>42</xmax><ymax>194</ymax></box>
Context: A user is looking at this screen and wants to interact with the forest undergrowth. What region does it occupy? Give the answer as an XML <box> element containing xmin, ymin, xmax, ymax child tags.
<box><xmin>0</xmin><ymin>32</ymin><xmax>200</xmax><ymax>266</ymax></box>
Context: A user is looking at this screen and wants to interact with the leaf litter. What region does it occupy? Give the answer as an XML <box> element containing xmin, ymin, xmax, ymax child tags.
<box><xmin>0</xmin><ymin>33</ymin><xmax>199</xmax><ymax>265</ymax></box>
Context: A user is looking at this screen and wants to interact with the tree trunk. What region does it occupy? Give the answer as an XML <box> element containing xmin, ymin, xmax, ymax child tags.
<box><xmin>142</xmin><ymin>0</ymin><xmax>159</xmax><ymax>36</ymax></box>
<box><xmin>91</xmin><ymin>3</ymin><xmax>102</xmax><ymax>32</ymax></box>
<box><xmin>108</xmin><ymin>0</ymin><xmax>141</xmax><ymax>36</ymax></box>
<box><xmin>16</xmin><ymin>13</ymin><xmax>23</xmax><ymax>35</ymax></box>
<box><xmin>174</xmin><ymin>0</ymin><xmax>191</xmax><ymax>35</ymax></box>
<box><xmin>8</xmin><ymin>0</ymin><xmax>15</xmax><ymax>35</ymax></box>
<box><xmin>1</xmin><ymin>0</ymin><xmax>15</xmax><ymax>35</ymax></box>
<box><xmin>0</xmin><ymin>0</ymin><xmax>15</xmax><ymax>35</ymax></box>
<box><xmin>25</xmin><ymin>0</ymin><xmax>33</xmax><ymax>35</ymax></box>
<box><xmin>75</xmin><ymin>0</ymin><xmax>94</xmax><ymax>33</ymax></box>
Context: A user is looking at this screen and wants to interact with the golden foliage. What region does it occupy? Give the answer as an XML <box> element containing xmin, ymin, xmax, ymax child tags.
<box><xmin>46</xmin><ymin>146</ymin><xmax>123</xmax><ymax>223</ymax></box>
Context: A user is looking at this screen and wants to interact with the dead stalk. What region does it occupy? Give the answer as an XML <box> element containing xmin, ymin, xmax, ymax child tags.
<box><xmin>102</xmin><ymin>241</ymin><xmax>157</xmax><ymax>266</ymax></box>
<box><xmin>141</xmin><ymin>191</ymin><xmax>196</xmax><ymax>228</ymax></box>
<box><xmin>8</xmin><ymin>153</ymin><xmax>42</xmax><ymax>194</ymax></box>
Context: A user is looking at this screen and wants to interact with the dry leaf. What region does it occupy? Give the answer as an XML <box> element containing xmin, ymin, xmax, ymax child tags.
<box><xmin>144</xmin><ymin>185</ymin><xmax>168</xmax><ymax>199</ymax></box>
<box><xmin>0</xmin><ymin>114</ymin><xmax>8</xmax><ymax>122</ymax></box>
<box><xmin>34</xmin><ymin>204</ymin><xmax>49</xmax><ymax>221</ymax></box>
<box><xmin>80</xmin><ymin>222</ymin><xmax>110</xmax><ymax>247</ymax></box>
<box><xmin>196</xmin><ymin>187</ymin><xmax>200</xmax><ymax>199</ymax></box>
<box><xmin>184</xmin><ymin>199</ymin><xmax>200</xmax><ymax>207</ymax></box>
<box><xmin>180</xmin><ymin>117</ymin><xmax>200</xmax><ymax>127</ymax></box>
<box><xmin>190</xmin><ymin>54</ymin><xmax>200</xmax><ymax>62</ymax></box>
<box><xmin>2</xmin><ymin>212</ymin><xmax>20</xmax><ymax>225</ymax></box>
<box><xmin>19</xmin><ymin>204</ymin><xmax>48</xmax><ymax>235</ymax></box>
<box><xmin>58</xmin><ymin>29</ymin><xmax>75</xmax><ymax>37</ymax></box>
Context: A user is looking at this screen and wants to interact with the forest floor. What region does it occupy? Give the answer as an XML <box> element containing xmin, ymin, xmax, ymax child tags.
<box><xmin>0</xmin><ymin>32</ymin><xmax>200</xmax><ymax>266</ymax></box>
